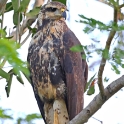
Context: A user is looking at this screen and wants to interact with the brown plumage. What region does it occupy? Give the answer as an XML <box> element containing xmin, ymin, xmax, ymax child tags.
<box><xmin>27</xmin><ymin>1</ymin><xmax>88</xmax><ymax>124</ymax></box>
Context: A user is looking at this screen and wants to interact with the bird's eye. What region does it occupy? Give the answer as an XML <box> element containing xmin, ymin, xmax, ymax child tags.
<box><xmin>47</xmin><ymin>7</ymin><xmax>57</xmax><ymax>12</ymax></box>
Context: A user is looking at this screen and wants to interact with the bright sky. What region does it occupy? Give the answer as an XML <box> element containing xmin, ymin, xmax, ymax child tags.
<box><xmin>0</xmin><ymin>0</ymin><xmax>124</xmax><ymax>124</ymax></box>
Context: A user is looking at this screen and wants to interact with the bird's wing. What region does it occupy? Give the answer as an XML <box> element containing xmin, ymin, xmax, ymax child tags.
<box><xmin>27</xmin><ymin>58</ymin><xmax>47</xmax><ymax>124</ymax></box>
<box><xmin>60</xmin><ymin>29</ymin><xmax>88</xmax><ymax>120</ymax></box>
<box><xmin>31</xmin><ymin>80</ymin><xmax>47</xmax><ymax>124</ymax></box>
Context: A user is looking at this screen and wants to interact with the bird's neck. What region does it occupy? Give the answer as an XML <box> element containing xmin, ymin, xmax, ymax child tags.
<box><xmin>37</xmin><ymin>18</ymin><xmax>69</xmax><ymax>33</ymax></box>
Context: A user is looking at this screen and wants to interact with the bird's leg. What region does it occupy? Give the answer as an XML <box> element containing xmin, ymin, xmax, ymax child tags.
<box><xmin>53</xmin><ymin>108</ymin><xmax>59</xmax><ymax>124</ymax></box>
<box><xmin>53</xmin><ymin>99</ymin><xmax>69</xmax><ymax>124</ymax></box>
<box><xmin>44</xmin><ymin>103</ymin><xmax>54</xmax><ymax>124</ymax></box>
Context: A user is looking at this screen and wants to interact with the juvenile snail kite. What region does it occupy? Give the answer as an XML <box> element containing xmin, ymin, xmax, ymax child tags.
<box><xmin>27</xmin><ymin>1</ymin><xmax>88</xmax><ymax>124</ymax></box>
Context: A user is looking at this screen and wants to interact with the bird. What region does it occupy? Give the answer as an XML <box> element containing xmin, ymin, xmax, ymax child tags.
<box><xmin>27</xmin><ymin>1</ymin><xmax>88</xmax><ymax>124</ymax></box>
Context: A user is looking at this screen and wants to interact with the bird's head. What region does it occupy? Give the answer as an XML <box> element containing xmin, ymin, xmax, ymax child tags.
<box><xmin>38</xmin><ymin>1</ymin><xmax>68</xmax><ymax>23</ymax></box>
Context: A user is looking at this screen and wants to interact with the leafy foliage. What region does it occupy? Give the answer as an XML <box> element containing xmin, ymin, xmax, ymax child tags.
<box><xmin>70</xmin><ymin>45</ymin><xmax>83</xmax><ymax>52</ymax></box>
<box><xmin>0</xmin><ymin>32</ymin><xmax>29</xmax><ymax>97</ymax></box>
<box><xmin>24</xmin><ymin>113</ymin><xmax>42</xmax><ymax>122</ymax></box>
<box><xmin>79</xmin><ymin>14</ymin><xmax>124</xmax><ymax>34</ymax></box>
<box><xmin>19</xmin><ymin>0</ymin><xmax>30</xmax><ymax>12</ymax></box>
<box><xmin>16</xmin><ymin>113</ymin><xmax>42</xmax><ymax>124</ymax></box>
<box><xmin>5</xmin><ymin>2</ymin><xmax>13</xmax><ymax>13</ymax></box>
<box><xmin>0</xmin><ymin>107</ymin><xmax>42</xmax><ymax>123</ymax></box>
<box><xmin>78</xmin><ymin>9</ymin><xmax>124</xmax><ymax>84</ymax></box>
<box><xmin>0</xmin><ymin>108</ymin><xmax>13</xmax><ymax>121</ymax></box>
<box><xmin>0</xmin><ymin>39</ymin><xmax>29</xmax><ymax>75</ymax></box>
<box><xmin>85</xmin><ymin>73</ymin><xmax>96</xmax><ymax>95</ymax></box>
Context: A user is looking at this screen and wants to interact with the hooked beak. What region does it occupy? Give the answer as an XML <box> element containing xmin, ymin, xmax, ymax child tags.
<box><xmin>62</xmin><ymin>11</ymin><xmax>66</xmax><ymax>20</ymax></box>
<box><xmin>61</xmin><ymin>8</ymin><xmax>67</xmax><ymax>20</ymax></box>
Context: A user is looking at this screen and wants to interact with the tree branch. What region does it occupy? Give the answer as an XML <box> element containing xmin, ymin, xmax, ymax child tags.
<box><xmin>95</xmin><ymin>0</ymin><xmax>113</xmax><ymax>8</ymax></box>
<box><xmin>97</xmin><ymin>7</ymin><xmax>118</xmax><ymax>98</ymax></box>
<box><xmin>68</xmin><ymin>75</ymin><xmax>124</xmax><ymax>124</ymax></box>
<box><xmin>34</xmin><ymin>0</ymin><xmax>45</xmax><ymax>8</ymax></box>
<box><xmin>119</xmin><ymin>4</ymin><xmax>124</xmax><ymax>9</ymax></box>
<box><xmin>92</xmin><ymin>117</ymin><xmax>103</xmax><ymax>124</ymax></box>
<box><xmin>10</xmin><ymin>0</ymin><xmax>44</xmax><ymax>42</ymax></box>
<box><xmin>0</xmin><ymin>0</ymin><xmax>8</xmax><ymax>14</ymax></box>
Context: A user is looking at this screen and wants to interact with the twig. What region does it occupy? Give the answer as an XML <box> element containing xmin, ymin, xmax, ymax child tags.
<box><xmin>92</xmin><ymin>117</ymin><xmax>103</xmax><ymax>124</ymax></box>
<box><xmin>34</xmin><ymin>0</ymin><xmax>44</xmax><ymax>7</ymax></box>
<box><xmin>68</xmin><ymin>75</ymin><xmax>124</xmax><ymax>124</ymax></box>
<box><xmin>0</xmin><ymin>0</ymin><xmax>8</xmax><ymax>14</ymax></box>
<box><xmin>96</xmin><ymin>0</ymin><xmax>124</xmax><ymax>9</ymax></box>
<box><xmin>18</xmin><ymin>0</ymin><xmax>21</xmax><ymax>43</ymax></box>
<box><xmin>0</xmin><ymin>59</ymin><xmax>6</xmax><ymax>68</ymax></box>
<box><xmin>16</xmin><ymin>0</ymin><xmax>21</xmax><ymax>42</ymax></box>
<box><xmin>20</xmin><ymin>31</ymin><xmax>31</xmax><ymax>46</ymax></box>
<box><xmin>0</xmin><ymin>3</ymin><xmax>5</xmax><ymax>38</ymax></box>
<box><xmin>96</xmin><ymin>0</ymin><xmax>113</xmax><ymax>8</ymax></box>
<box><xmin>0</xmin><ymin>6</ymin><xmax>5</xmax><ymax>30</ymax></box>
<box><xmin>10</xmin><ymin>0</ymin><xmax>43</xmax><ymax>42</ymax></box>
<box><xmin>119</xmin><ymin>4</ymin><xmax>124</xmax><ymax>9</ymax></box>
<box><xmin>97</xmin><ymin>7</ymin><xmax>118</xmax><ymax>98</ymax></box>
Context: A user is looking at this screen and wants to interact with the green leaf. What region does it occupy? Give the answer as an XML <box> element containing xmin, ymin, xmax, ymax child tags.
<box><xmin>13</xmin><ymin>12</ymin><xmax>22</xmax><ymax>25</ymax></box>
<box><xmin>83</xmin><ymin>26</ymin><xmax>94</xmax><ymax>34</ymax></box>
<box><xmin>16</xmin><ymin>72</ymin><xmax>24</xmax><ymax>85</ymax></box>
<box><xmin>5</xmin><ymin>36</ymin><xmax>13</xmax><ymax>39</ymax></box>
<box><xmin>87</xmin><ymin>85</ymin><xmax>95</xmax><ymax>95</ymax></box>
<box><xmin>53</xmin><ymin>0</ymin><xmax>66</xmax><ymax>5</ymax></box>
<box><xmin>0</xmin><ymin>108</ymin><xmax>13</xmax><ymax>119</ymax></box>
<box><xmin>0</xmin><ymin>28</ymin><xmax>7</xmax><ymax>38</ymax></box>
<box><xmin>17</xmin><ymin>118</ymin><xmax>23</xmax><ymax>124</ymax></box>
<box><xmin>102</xmin><ymin>48</ymin><xmax>109</xmax><ymax>59</ymax></box>
<box><xmin>0</xmin><ymin>68</ymin><xmax>10</xmax><ymax>81</ymax></box>
<box><xmin>25</xmin><ymin>113</ymin><xmax>42</xmax><ymax>122</ymax></box>
<box><xmin>109</xmin><ymin>0</ymin><xmax>118</xmax><ymax>7</ymax></box>
<box><xmin>0</xmin><ymin>38</ymin><xmax>29</xmax><ymax>80</ymax></box>
<box><xmin>70</xmin><ymin>45</ymin><xmax>83</xmax><ymax>52</ymax></box>
<box><xmin>5</xmin><ymin>70</ymin><xmax>13</xmax><ymax>97</ymax></box>
<box><xmin>12</xmin><ymin>0</ymin><xmax>19</xmax><ymax>12</ymax></box>
<box><xmin>85</xmin><ymin>73</ymin><xmax>96</xmax><ymax>92</ymax></box>
<box><xmin>22</xmin><ymin>69</ymin><xmax>31</xmax><ymax>83</ymax></box>
<box><xmin>111</xmin><ymin>64</ymin><xmax>120</xmax><ymax>74</ymax></box>
<box><xmin>79</xmin><ymin>15</ymin><xmax>110</xmax><ymax>31</ymax></box>
<box><xmin>19</xmin><ymin>0</ymin><xmax>30</xmax><ymax>12</ymax></box>
<box><xmin>13</xmin><ymin>11</ymin><xmax>18</xmax><ymax>25</ymax></box>
<box><xmin>26</xmin><ymin>7</ymin><xmax>40</xmax><ymax>18</ymax></box>
<box><xmin>82</xmin><ymin>54</ymin><xmax>86</xmax><ymax>60</ymax></box>
<box><xmin>28</xmin><ymin>26</ymin><xmax>37</xmax><ymax>36</ymax></box>
<box><xmin>5</xmin><ymin>2</ymin><xmax>13</xmax><ymax>13</ymax></box>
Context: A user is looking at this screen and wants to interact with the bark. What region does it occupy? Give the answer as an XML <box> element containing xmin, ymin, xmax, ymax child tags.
<box><xmin>97</xmin><ymin>7</ymin><xmax>117</xmax><ymax>98</ymax></box>
<box><xmin>68</xmin><ymin>75</ymin><xmax>124</xmax><ymax>124</ymax></box>
<box><xmin>0</xmin><ymin>0</ymin><xmax>8</xmax><ymax>13</ymax></box>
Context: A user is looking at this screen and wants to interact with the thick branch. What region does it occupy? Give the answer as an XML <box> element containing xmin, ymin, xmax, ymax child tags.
<box><xmin>97</xmin><ymin>8</ymin><xmax>117</xmax><ymax>98</ymax></box>
<box><xmin>69</xmin><ymin>75</ymin><xmax>124</xmax><ymax>124</ymax></box>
